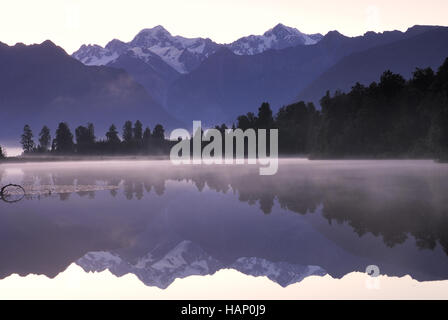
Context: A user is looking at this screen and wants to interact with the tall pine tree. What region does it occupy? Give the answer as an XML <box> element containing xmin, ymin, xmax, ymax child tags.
<box><xmin>122</xmin><ymin>121</ymin><xmax>133</xmax><ymax>145</ymax></box>
<box><xmin>54</xmin><ymin>122</ymin><xmax>74</xmax><ymax>153</ymax></box>
<box><xmin>21</xmin><ymin>125</ymin><xmax>35</xmax><ymax>153</ymax></box>
<box><xmin>38</xmin><ymin>125</ymin><xmax>51</xmax><ymax>152</ymax></box>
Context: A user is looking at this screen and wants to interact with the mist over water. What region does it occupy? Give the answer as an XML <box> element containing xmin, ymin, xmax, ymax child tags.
<box><xmin>1</xmin><ymin>159</ymin><xmax>448</xmax><ymax>290</ymax></box>
<box><xmin>1</xmin><ymin>146</ymin><xmax>22</xmax><ymax>157</ymax></box>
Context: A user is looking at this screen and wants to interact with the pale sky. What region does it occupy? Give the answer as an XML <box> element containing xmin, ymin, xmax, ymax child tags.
<box><xmin>0</xmin><ymin>0</ymin><xmax>447</xmax><ymax>54</ymax></box>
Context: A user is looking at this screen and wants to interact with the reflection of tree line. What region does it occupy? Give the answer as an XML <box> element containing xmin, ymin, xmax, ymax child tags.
<box><xmin>8</xmin><ymin>165</ymin><xmax>448</xmax><ymax>255</ymax></box>
<box><xmin>10</xmin><ymin>169</ymin><xmax>168</xmax><ymax>202</ymax></box>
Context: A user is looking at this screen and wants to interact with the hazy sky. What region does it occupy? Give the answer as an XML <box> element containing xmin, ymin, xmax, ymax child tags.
<box><xmin>1</xmin><ymin>0</ymin><xmax>447</xmax><ymax>53</ymax></box>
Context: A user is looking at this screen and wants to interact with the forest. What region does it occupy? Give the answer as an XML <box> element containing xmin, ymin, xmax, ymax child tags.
<box><xmin>3</xmin><ymin>57</ymin><xmax>448</xmax><ymax>160</ymax></box>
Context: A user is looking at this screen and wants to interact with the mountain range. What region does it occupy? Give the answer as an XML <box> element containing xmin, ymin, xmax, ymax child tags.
<box><xmin>2</xmin><ymin>23</ymin><xmax>448</xmax><ymax>145</ymax></box>
<box><xmin>72</xmin><ymin>24</ymin><xmax>448</xmax><ymax>126</ymax></box>
<box><xmin>77</xmin><ymin>240</ymin><xmax>326</xmax><ymax>289</ymax></box>
<box><xmin>72</xmin><ymin>24</ymin><xmax>322</xmax><ymax>108</ymax></box>
<box><xmin>73</xmin><ymin>24</ymin><xmax>322</xmax><ymax>74</ymax></box>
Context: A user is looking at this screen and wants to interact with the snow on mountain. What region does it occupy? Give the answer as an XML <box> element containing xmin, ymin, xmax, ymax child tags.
<box><xmin>77</xmin><ymin>240</ymin><xmax>326</xmax><ymax>289</ymax></box>
<box><xmin>72</xmin><ymin>44</ymin><xmax>119</xmax><ymax>66</ymax></box>
<box><xmin>77</xmin><ymin>240</ymin><xmax>222</xmax><ymax>289</ymax></box>
<box><xmin>72</xmin><ymin>25</ymin><xmax>220</xmax><ymax>74</ymax></box>
<box><xmin>228</xmin><ymin>23</ymin><xmax>323</xmax><ymax>55</ymax></box>
<box><xmin>231</xmin><ymin>257</ymin><xmax>326</xmax><ymax>287</ymax></box>
<box><xmin>128</xmin><ymin>26</ymin><xmax>221</xmax><ymax>73</ymax></box>
<box><xmin>72</xmin><ymin>24</ymin><xmax>323</xmax><ymax>73</ymax></box>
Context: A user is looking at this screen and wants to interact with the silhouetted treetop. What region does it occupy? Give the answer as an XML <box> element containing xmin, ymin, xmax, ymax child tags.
<box><xmin>20</xmin><ymin>125</ymin><xmax>35</xmax><ymax>153</ymax></box>
<box><xmin>38</xmin><ymin>126</ymin><xmax>51</xmax><ymax>152</ymax></box>
<box><xmin>54</xmin><ymin>122</ymin><xmax>74</xmax><ymax>153</ymax></box>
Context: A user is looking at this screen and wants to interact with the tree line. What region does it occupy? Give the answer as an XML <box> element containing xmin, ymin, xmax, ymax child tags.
<box><xmin>313</xmin><ymin>57</ymin><xmax>448</xmax><ymax>159</ymax></box>
<box><xmin>6</xmin><ymin>57</ymin><xmax>448</xmax><ymax>159</ymax></box>
<box><xmin>232</xmin><ymin>57</ymin><xmax>448</xmax><ymax>159</ymax></box>
<box><xmin>18</xmin><ymin>121</ymin><xmax>171</xmax><ymax>155</ymax></box>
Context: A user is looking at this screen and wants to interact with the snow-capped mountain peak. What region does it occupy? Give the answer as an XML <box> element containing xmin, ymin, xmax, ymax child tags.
<box><xmin>104</xmin><ymin>39</ymin><xmax>128</xmax><ymax>55</ymax></box>
<box><xmin>228</xmin><ymin>23</ymin><xmax>323</xmax><ymax>55</ymax></box>
<box><xmin>130</xmin><ymin>25</ymin><xmax>174</xmax><ymax>48</ymax></box>
<box><xmin>264</xmin><ymin>23</ymin><xmax>302</xmax><ymax>37</ymax></box>
<box><xmin>129</xmin><ymin>26</ymin><xmax>220</xmax><ymax>73</ymax></box>
<box><xmin>72</xmin><ymin>44</ymin><xmax>119</xmax><ymax>66</ymax></box>
<box><xmin>72</xmin><ymin>23</ymin><xmax>323</xmax><ymax>73</ymax></box>
<box><xmin>73</xmin><ymin>25</ymin><xmax>220</xmax><ymax>73</ymax></box>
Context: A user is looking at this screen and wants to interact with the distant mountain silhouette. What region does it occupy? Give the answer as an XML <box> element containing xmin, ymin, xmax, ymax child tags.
<box><xmin>297</xmin><ymin>26</ymin><xmax>448</xmax><ymax>105</ymax></box>
<box><xmin>166</xmin><ymin>26</ymin><xmax>448</xmax><ymax>125</ymax></box>
<box><xmin>0</xmin><ymin>40</ymin><xmax>179</xmax><ymax>144</ymax></box>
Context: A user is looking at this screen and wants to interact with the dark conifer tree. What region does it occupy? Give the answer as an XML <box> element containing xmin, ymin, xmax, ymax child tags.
<box><xmin>20</xmin><ymin>125</ymin><xmax>35</xmax><ymax>153</ymax></box>
<box><xmin>143</xmin><ymin>127</ymin><xmax>152</xmax><ymax>152</ymax></box>
<box><xmin>75</xmin><ymin>123</ymin><xmax>96</xmax><ymax>154</ymax></box>
<box><xmin>275</xmin><ymin>101</ymin><xmax>319</xmax><ymax>154</ymax></box>
<box><xmin>38</xmin><ymin>125</ymin><xmax>51</xmax><ymax>152</ymax></box>
<box><xmin>152</xmin><ymin>124</ymin><xmax>165</xmax><ymax>140</ymax></box>
<box><xmin>133</xmin><ymin>120</ymin><xmax>143</xmax><ymax>144</ymax></box>
<box><xmin>237</xmin><ymin>112</ymin><xmax>257</xmax><ymax>130</ymax></box>
<box><xmin>256</xmin><ymin>102</ymin><xmax>274</xmax><ymax>129</ymax></box>
<box><xmin>54</xmin><ymin>122</ymin><xmax>74</xmax><ymax>153</ymax></box>
<box><xmin>151</xmin><ymin>124</ymin><xmax>166</xmax><ymax>153</ymax></box>
<box><xmin>122</xmin><ymin>121</ymin><xmax>133</xmax><ymax>145</ymax></box>
<box><xmin>88</xmin><ymin>123</ymin><xmax>95</xmax><ymax>142</ymax></box>
<box><xmin>106</xmin><ymin>124</ymin><xmax>121</xmax><ymax>145</ymax></box>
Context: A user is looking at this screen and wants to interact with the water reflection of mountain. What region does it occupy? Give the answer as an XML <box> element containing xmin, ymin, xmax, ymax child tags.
<box><xmin>1</xmin><ymin>160</ymin><xmax>448</xmax><ymax>286</ymax></box>
<box><xmin>78</xmin><ymin>241</ymin><xmax>326</xmax><ymax>288</ymax></box>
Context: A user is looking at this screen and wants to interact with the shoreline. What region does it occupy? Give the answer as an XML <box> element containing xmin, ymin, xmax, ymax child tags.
<box><xmin>0</xmin><ymin>155</ymin><xmax>171</xmax><ymax>163</ymax></box>
<box><xmin>0</xmin><ymin>155</ymin><xmax>439</xmax><ymax>164</ymax></box>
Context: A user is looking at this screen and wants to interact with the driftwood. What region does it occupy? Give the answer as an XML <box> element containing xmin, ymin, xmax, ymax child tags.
<box><xmin>0</xmin><ymin>184</ymin><xmax>26</xmax><ymax>203</ymax></box>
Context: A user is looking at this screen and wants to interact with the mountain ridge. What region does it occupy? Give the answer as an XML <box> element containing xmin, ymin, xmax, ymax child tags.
<box><xmin>72</xmin><ymin>23</ymin><xmax>324</xmax><ymax>74</ymax></box>
<box><xmin>297</xmin><ymin>26</ymin><xmax>448</xmax><ymax>105</ymax></box>
<box><xmin>77</xmin><ymin>240</ymin><xmax>327</xmax><ymax>289</ymax></box>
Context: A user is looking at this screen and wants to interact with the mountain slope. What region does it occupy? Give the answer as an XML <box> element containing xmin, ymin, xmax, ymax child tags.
<box><xmin>297</xmin><ymin>27</ymin><xmax>448</xmax><ymax>105</ymax></box>
<box><xmin>107</xmin><ymin>47</ymin><xmax>180</xmax><ymax>105</ymax></box>
<box><xmin>0</xmin><ymin>41</ymin><xmax>178</xmax><ymax>144</ymax></box>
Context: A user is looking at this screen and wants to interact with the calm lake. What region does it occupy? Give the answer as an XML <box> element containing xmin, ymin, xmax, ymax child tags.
<box><xmin>1</xmin><ymin>159</ymin><xmax>448</xmax><ymax>298</ymax></box>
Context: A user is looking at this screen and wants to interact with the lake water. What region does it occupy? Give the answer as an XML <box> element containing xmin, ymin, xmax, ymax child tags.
<box><xmin>1</xmin><ymin>159</ymin><xmax>448</xmax><ymax>298</ymax></box>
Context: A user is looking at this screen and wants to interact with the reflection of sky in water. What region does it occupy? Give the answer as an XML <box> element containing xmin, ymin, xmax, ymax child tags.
<box><xmin>1</xmin><ymin>159</ymin><xmax>448</xmax><ymax>297</ymax></box>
